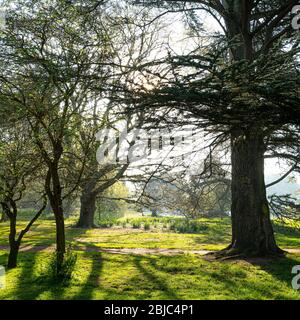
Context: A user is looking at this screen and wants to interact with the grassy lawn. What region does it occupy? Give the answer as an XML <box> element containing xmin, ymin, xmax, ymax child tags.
<box><xmin>0</xmin><ymin>216</ymin><xmax>299</xmax><ymax>251</ymax></box>
<box><xmin>0</xmin><ymin>216</ymin><xmax>300</xmax><ymax>300</ymax></box>
<box><xmin>0</xmin><ymin>250</ymin><xmax>300</xmax><ymax>300</ymax></box>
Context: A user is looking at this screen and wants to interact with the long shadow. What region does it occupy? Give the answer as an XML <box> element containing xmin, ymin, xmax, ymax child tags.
<box><xmin>5</xmin><ymin>224</ymin><xmax>105</xmax><ymax>300</ymax></box>
<box><xmin>273</xmin><ymin>223</ymin><xmax>300</xmax><ymax>236</ymax></box>
<box><xmin>132</xmin><ymin>255</ymin><xmax>181</xmax><ymax>300</ymax></box>
<box><xmin>13</xmin><ymin>242</ymin><xmax>72</xmax><ymax>300</ymax></box>
<box><xmin>273</xmin><ymin>223</ymin><xmax>300</xmax><ymax>248</ymax></box>
<box><xmin>142</xmin><ymin>254</ymin><xmax>245</xmax><ymax>299</ymax></box>
<box><xmin>73</xmin><ymin>244</ymin><xmax>103</xmax><ymax>300</ymax></box>
<box><xmin>12</xmin><ymin>246</ymin><xmax>103</xmax><ymax>300</ymax></box>
<box><xmin>248</xmin><ymin>253</ymin><xmax>300</xmax><ymax>292</ymax></box>
<box><xmin>1</xmin><ymin>223</ymin><xmax>101</xmax><ymax>299</ymax></box>
<box><xmin>12</xmin><ymin>250</ymin><xmax>47</xmax><ymax>299</ymax></box>
<box><xmin>62</xmin><ymin>226</ymin><xmax>93</xmax><ymax>247</ymax></box>
<box><xmin>58</xmin><ymin>226</ymin><xmax>105</xmax><ymax>299</ymax></box>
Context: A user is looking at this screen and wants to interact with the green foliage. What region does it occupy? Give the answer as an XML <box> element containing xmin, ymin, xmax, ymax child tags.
<box><xmin>144</xmin><ymin>222</ymin><xmax>151</xmax><ymax>230</ymax></box>
<box><xmin>97</xmin><ymin>218</ymin><xmax>116</xmax><ymax>228</ymax></box>
<box><xmin>132</xmin><ymin>221</ymin><xmax>142</xmax><ymax>229</ymax></box>
<box><xmin>119</xmin><ymin>216</ymin><xmax>211</xmax><ymax>233</ymax></box>
<box><xmin>96</xmin><ymin>182</ymin><xmax>129</xmax><ymax>224</ymax></box>
<box><xmin>48</xmin><ymin>248</ymin><xmax>77</xmax><ymax>284</ymax></box>
<box><xmin>169</xmin><ymin>220</ymin><xmax>209</xmax><ymax>233</ymax></box>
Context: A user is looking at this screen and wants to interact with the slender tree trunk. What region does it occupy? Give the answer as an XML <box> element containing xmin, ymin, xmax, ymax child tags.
<box><xmin>7</xmin><ymin>240</ymin><xmax>20</xmax><ymax>269</ymax></box>
<box><xmin>226</xmin><ymin>129</ymin><xmax>283</xmax><ymax>256</ymax></box>
<box><xmin>7</xmin><ymin>215</ymin><xmax>20</xmax><ymax>269</ymax></box>
<box><xmin>46</xmin><ymin>165</ymin><xmax>66</xmax><ymax>271</ymax></box>
<box><xmin>151</xmin><ymin>208</ymin><xmax>158</xmax><ymax>217</ymax></box>
<box><xmin>77</xmin><ymin>191</ymin><xmax>97</xmax><ymax>228</ymax></box>
<box><xmin>53</xmin><ymin>204</ymin><xmax>66</xmax><ymax>270</ymax></box>
<box><xmin>4</xmin><ymin>196</ymin><xmax>47</xmax><ymax>269</ymax></box>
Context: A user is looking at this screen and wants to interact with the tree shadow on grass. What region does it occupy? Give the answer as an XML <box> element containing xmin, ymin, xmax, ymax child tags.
<box><xmin>273</xmin><ymin>223</ymin><xmax>300</xmax><ymax>236</ymax></box>
<box><xmin>206</xmin><ymin>253</ymin><xmax>300</xmax><ymax>299</ymax></box>
<box><xmin>0</xmin><ymin>244</ymin><xmax>51</xmax><ymax>299</ymax></box>
<box><xmin>65</xmin><ymin>226</ymin><xmax>93</xmax><ymax>241</ymax></box>
<box><xmin>72</xmin><ymin>242</ymin><xmax>104</xmax><ymax>300</ymax></box>
<box><xmin>193</xmin><ymin>233</ymin><xmax>230</xmax><ymax>245</ymax></box>
<box><xmin>13</xmin><ymin>246</ymin><xmax>75</xmax><ymax>300</ymax></box>
<box><xmin>10</xmin><ymin>243</ymin><xmax>98</xmax><ymax>300</ymax></box>
<box><xmin>247</xmin><ymin>254</ymin><xmax>300</xmax><ymax>290</ymax></box>
<box><xmin>131</xmin><ymin>255</ymin><xmax>181</xmax><ymax>300</ymax></box>
<box><xmin>12</xmin><ymin>251</ymin><xmax>48</xmax><ymax>299</ymax></box>
<box><xmin>272</xmin><ymin>223</ymin><xmax>300</xmax><ymax>247</ymax></box>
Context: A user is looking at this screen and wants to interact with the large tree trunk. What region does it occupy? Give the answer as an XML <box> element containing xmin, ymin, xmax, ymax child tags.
<box><xmin>220</xmin><ymin>1</ymin><xmax>282</xmax><ymax>257</ymax></box>
<box><xmin>77</xmin><ymin>190</ymin><xmax>97</xmax><ymax>228</ymax></box>
<box><xmin>226</xmin><ymin>130</ymin><xmax>283</xmax><ymax>256</ymax></box>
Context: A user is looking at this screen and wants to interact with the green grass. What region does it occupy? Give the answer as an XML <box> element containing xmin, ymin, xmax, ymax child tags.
<box><xmin>0</xmin><ymin>216</ymin><xmax>300</xmax><ymax>300</ymax></box>
<box><xmin>0</xmin><ymin>217</ymin><xmax>299</xmax><ymax>251</ymax></box>
<box><xmin>0</xmin><ymin>250</ymin><xmax>300</xmax><ymax>300</ymax></box>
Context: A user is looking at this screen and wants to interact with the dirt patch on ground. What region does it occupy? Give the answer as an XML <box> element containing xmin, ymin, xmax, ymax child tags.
<box><xmin>284</xmin><ymin>248</ymin><xmax>300</xmax><ymax>254</ymax></box>
<box><xmin>0</xmin><ymin>245</ymin><xmax>299</xmax><ymax>257</ymax></box>
<box><xmin>0</xmin><ymin>245</ymin><xmax>211</xmax><ymax>255</ymax></box>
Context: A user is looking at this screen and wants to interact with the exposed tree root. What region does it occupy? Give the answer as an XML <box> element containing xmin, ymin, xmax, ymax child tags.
<box><xmin>204</xmin><ymin>245</ymin><xmax>286</xmax><ymax>262</ymax></box>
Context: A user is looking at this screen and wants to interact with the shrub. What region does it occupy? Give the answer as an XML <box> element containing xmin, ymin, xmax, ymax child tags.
<box><xmin>48</xmin><ymin>247</ymin><xmax>77</xmax><ymax>283</ymax></box>
<box><xmin>98</xmin><ymin>218</ymin><xmax>116</xmax><ymax>228</ymax></box>
<box><xmin>144</xmin><ymin>223</ymin><xmax>151</xmax><ymax>230</ymax></box>
<box><xmin>169</xmin><ymin>220</ymin><xmax>208</xmax><ymax>234</ymax></box>
<box><xmin>132</xmin><ymin>221</ymin><xmax>141</xmax><ymax>229</ymax></box>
